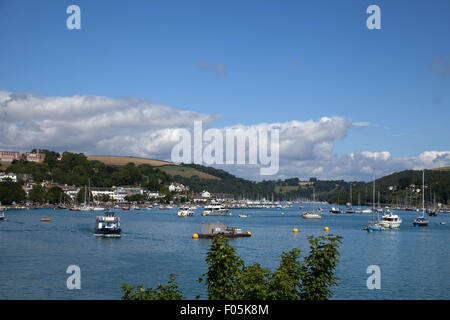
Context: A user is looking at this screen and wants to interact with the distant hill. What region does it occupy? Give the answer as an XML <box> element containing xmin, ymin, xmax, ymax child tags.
<box><xmin>370</xmin><ymin>169</ymin><xmax>450</xmax><ymax>189</ymax></box>
<box><xmin>326</xmin><ymin>169</ymin><xmax>450</xmax><ymax>206</ymax></box>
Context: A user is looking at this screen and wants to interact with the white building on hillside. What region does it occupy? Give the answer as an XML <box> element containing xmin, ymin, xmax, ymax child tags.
<box><xmin>0</xmin><ymin>172</ymin><xmax>17</xmax><ymax>182</ymax></box>
<box><xmin>169</xmin><ymin>183</ymin><xmax>187</xmax><ymax>192</ymax></box>
<box><xmin>201</xmin><ymin>190</ymin><xmax>211</xmax><ymax>198</ymax></box>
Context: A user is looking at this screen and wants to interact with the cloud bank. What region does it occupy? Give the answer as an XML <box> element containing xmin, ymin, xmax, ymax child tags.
<box><xmin>1</xmin><ymin>90</ymin><xmax>449</xmax><ymax>181</ymax></box>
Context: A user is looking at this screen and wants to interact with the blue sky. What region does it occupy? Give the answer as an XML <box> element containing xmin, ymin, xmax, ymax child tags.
<box><xmin>0</xmin><ymin>0</ymin><xmax>449</xmax><ymax>180</ymax></box>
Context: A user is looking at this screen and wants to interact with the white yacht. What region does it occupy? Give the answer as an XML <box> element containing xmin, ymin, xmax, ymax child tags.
<box><xmin>178</xmin><ymin>207</ymin><xmax>194</xmax><ymax>217</ymax></box>
<box><xmin>379</xmin><ymin>212</ymin><xmax>402</xmax><ymax>229</ymax></box>
<box><xmin>203</xmin><ymin>204</ymin><xmax>228</xmax><ymax>216</ymax></box>
<box><xmin>0</xmin><ymin>209</ymin><xmax>5</xmax><ymax>221</ymax></box>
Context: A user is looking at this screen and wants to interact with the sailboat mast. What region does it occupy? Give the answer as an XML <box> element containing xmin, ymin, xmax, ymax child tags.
<box><xmin>313</xmin><ymin>187</ymin><xmax>315</xmax><ymax>212</ymax></box>
<box><xmin>373</xmin><ymin>173</ymin><xmax>375</xmax><ymax>210</ymax></box>
<box><xmin>422</xmin><ymin>170</ymin><xmax>425</xmax><ymax>218</ymax></box>
<box><xmin>372</xmin><ymin>171</ymin><xmax>376</xmax><ymax>223</ymax></box>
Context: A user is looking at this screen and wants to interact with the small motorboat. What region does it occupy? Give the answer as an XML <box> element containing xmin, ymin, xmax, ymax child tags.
<box><xmin>413</xmin><ymin>217</ymin><xmax>429</xmax><ymax>227</ymax></box>
<box><xmin>301</xmin><ymin>211</ymin><xmax>322</xmax><ymax>219</ymax></box>
<box><xmin>427</xmin><ymin>210</ymin><xmax>437</xmax><ymax>217</ymax></box>
<box><xmin>329</xmin><ymin>207</ymin><xmax>343</xmax><ymax>214</ymax></box>
<box><xmin>178</xmin><ymin>207</ymin><xmax>194</xmax><ymax>217</ymax></box>
<box><xmin>364</xmin><ymin>223</ymin><xmax>385</xmax><ymax>232</ymax></box>
<box><xmin>238</xmin><ymin>213</ymin><xmax>248</xmax><ymax>218</ymax></box>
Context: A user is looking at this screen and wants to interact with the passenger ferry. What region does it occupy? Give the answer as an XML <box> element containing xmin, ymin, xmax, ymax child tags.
<box><xmin>94</xmin><ymin>212</ymin><xmax>121</xmax><ymax>237</ymax></box>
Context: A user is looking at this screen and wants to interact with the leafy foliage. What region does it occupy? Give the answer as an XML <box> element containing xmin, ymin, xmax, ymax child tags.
<box><xmin>121</xmin><ymin>274</ymin><xmax>183</xmax><ymax>300</ymax></box>
<box><xmin>29</xmin><ymin>184</ymin><xmax>47</xmax><ymax>204</ymax></box>
<box><xmin>122</xmin><ymin>234</ymin><xmax>343</xmax><ymax>300</ymax></box>
<box><xmin>0</xmin><ymin>181</ymin><xmax>26</xmax><ymax>205</ymax></box>
<box><xmin>200</xmin><ymin>235</ymin><xmax>342</xmax><ymax>300</ymax></box>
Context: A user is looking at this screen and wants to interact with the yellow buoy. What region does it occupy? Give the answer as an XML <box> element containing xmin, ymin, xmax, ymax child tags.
<box><xmin>293</xmin><ymin>228</ymin><xmax>299</xmax><ymax>233</ymax></box>
<box><xmin>202</xmin><ymin>213</ymin><xmax>206</xmax><ymax>216</ymax></box>
<box><xmin>228</xmin><ymin>212</ymin><xmax>232</xmax><ymax>216</ymax></box>
<box><xmin>324</xmin><ymin>226</ymin><xmax>329</xmax><ymax>232</ymax></box>
<box><xmin>192</xmin><ymin>233</ymin><xmax>199</xmax><ymax>239</ymax></box>
<box><xmin>281</xmin><ymin>212</ymin><xmax>285</xmax><ymax>215</ymax></box>
<box><xmin>40</xmin><ymin>218</ymin><xmax>51</xmax><ymax>222</ymax></box>
<box><xmin>247</xmin><ymin>231</ymin><xmax>251</xmax><ymax>235</ymax></box>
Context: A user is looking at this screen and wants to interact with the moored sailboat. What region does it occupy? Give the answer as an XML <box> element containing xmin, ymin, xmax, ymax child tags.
<box><xmin>302</xmin><ymin>187</ymin><xmax>322</xmax><ymax>219</ymax></box>
<box><xmin>364</xmin><ymin>171</ymin><xmax>385</xmax><ymax>231</ymax></box>
<box><xmin>413</xmin><ymin>170</ymin><xmax>429</xmax><ymax>227</ymax></box>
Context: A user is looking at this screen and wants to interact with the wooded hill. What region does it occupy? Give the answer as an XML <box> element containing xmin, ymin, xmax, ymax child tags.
<box><xmin>2</xmin><ymin>150</ymin><xmax>450</xmax><ymax>205</ymax></box>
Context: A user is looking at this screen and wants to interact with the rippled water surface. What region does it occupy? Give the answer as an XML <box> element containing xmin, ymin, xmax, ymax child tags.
<box><xmin>0</xmin><ymin>206</ymin><xmax>449</xmax><ymax>299</ymax></box>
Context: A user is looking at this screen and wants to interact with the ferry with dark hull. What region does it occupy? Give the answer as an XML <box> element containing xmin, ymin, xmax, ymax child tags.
<box><xmin>94</xmin><ymin>211</ymin><xmax>122</xmax><ymax>237</ymax></box>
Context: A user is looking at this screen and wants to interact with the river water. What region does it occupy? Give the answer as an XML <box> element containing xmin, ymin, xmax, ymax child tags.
<box><xmin>0</xmin><ymin>206</ymin><xmax>448</xmax><ymax>299</ymax></box>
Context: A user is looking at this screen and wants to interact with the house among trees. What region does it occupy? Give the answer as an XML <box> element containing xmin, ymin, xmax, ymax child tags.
<box><xmin>168</xmin><ymin>183</ymin><xmax>188</xmax><ymax>192</ymax></box>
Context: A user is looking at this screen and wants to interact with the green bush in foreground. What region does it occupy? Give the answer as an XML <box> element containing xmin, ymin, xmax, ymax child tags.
<box><xmin>121</xmin><ymin>274</ymin><xmax>183</xmax><ymax>300</ymax></box>
<box><xmin>121</xmin><ymin>234</ymin><xmax>342</xmax><ymax>300</ymax></box>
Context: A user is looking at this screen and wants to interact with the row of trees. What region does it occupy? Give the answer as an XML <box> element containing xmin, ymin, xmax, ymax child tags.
<box><xmin>121</xmin><ymin>234</ymin><xmax>343</xmax><ymax>300</ymax></box>
<box><xmin>0</xmin><ymin>181</ymin><xmax>26</xmax><ymax>205</ymax></box>
<box><xmin>4</xmin><ymin>150</ymin><xmax>450</xmax><ymax>205</ymax></box>
<box><xmin>5</xmin><ymin>150</ymin><xmax>172</xmax><ymax>190</ymax></box>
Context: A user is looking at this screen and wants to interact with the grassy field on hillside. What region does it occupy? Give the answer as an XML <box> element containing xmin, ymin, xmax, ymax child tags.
<box><xmin>87</xmin><ymin>156</ymin><xmax>172</xmax><ymax>167</ymax></box>
<box><xmin>159</xmin><ymin>165</ymin><xmax>221</xmax><ymax>180</ymax></box>
<box><xmin>432</xmin><ymin>166</ymin><xmax>450</xmax><ymax>171</ymax></box>
<box><xmin>87</xmin><ymin>155</ymin><xmax>220</xmax><ymax>180</ymax></box>
<box><xmin>274</xmin><ymin>185</ymin><xmax>299</xmax><ymax>193</ymax></box>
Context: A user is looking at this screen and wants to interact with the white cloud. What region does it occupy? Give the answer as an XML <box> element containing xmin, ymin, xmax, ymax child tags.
<box><xmin>352</xmin><ymin>121</ymin><xmax>371</xmax><ymax>127</ymax></box>
<box><xmin>1</xmin><ymin>90</ymin><xmax>450</xmax><ymax>182</ymax></box>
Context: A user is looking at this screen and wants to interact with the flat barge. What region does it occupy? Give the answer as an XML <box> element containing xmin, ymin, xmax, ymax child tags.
<box><xmin>197</xmin><ymin>222</ymin><xmax>251</xmax><ymax>239</ymax></box>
